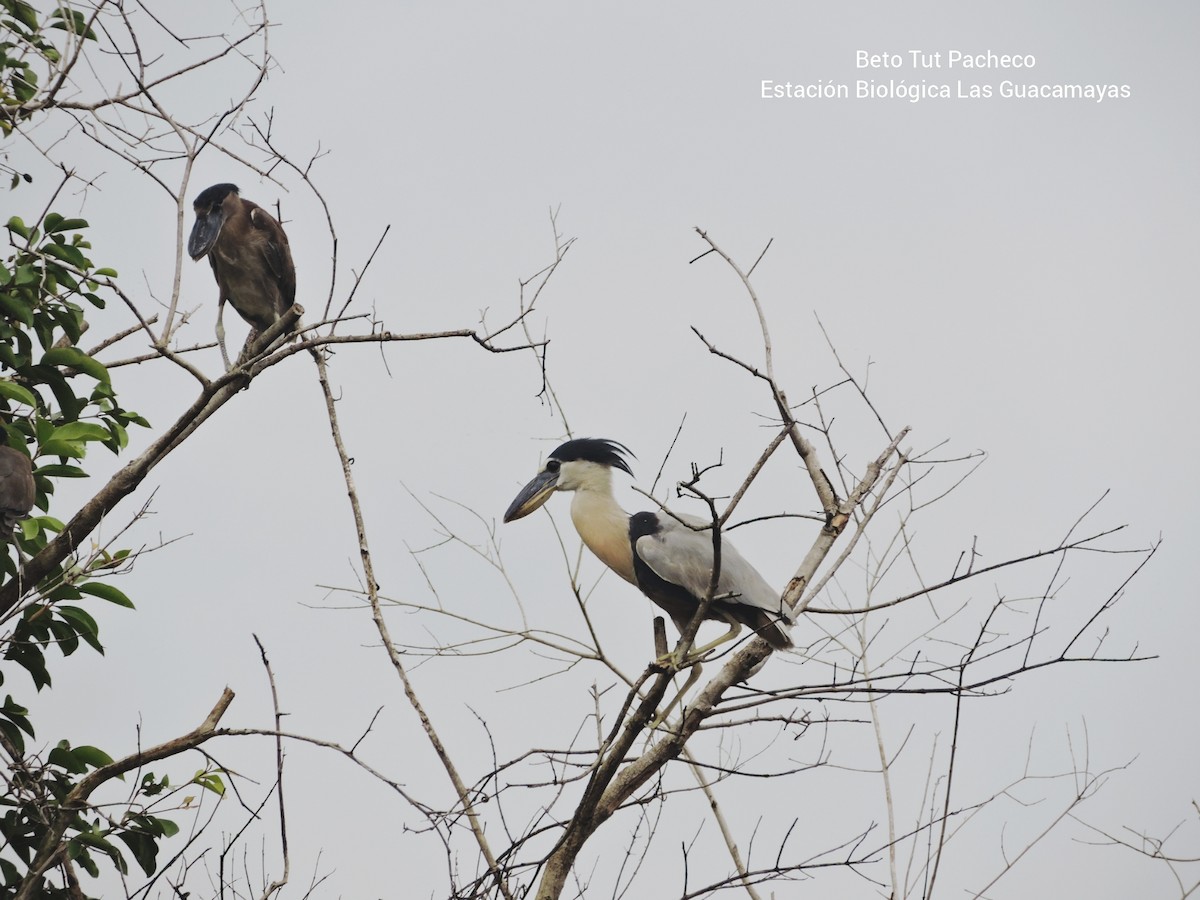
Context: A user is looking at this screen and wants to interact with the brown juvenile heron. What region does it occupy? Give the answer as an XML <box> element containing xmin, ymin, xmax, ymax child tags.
<box><xmin>0</xmin><ymin>445</ymin><xmax>35</xmax><ymax>538</ymax></box>
<box><xmin>187</xmin><ymin>183</ymin><xmax>296</xmax><ymax>369</ymax></box>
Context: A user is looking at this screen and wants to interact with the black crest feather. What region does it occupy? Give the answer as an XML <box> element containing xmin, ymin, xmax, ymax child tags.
<box><xmin>549</xmin><ymin>438</ymin><xmax>634</xmax><ymax>477</ymax></box>
<box><xmin>193</xmin><ymin>183</ymin><xmax>239</xmax><ymax>208</ymax></box>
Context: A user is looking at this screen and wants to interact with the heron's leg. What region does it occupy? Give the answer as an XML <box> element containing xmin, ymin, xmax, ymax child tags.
<box><xmin>689</xmin><ymin>621</ymin><xmax>742</xmax><ymax>657</ymax></box>
<box><xmin>655</xmin><ymin>621</ymin><xmax>741</xmax><ymax>669</ymax></box>
<box><xmin>216</xmin><ymin>300</ymin><xmax>233</xmax><ymax>370</ymax></box>
<box><xmin>650</xmin><ymin>663</ymin><xmax>703</xmax><ymax>731</ymax></box>
<box><xmin>236</xmin><ymin>328</ymin><xmax>260</xmax><ymax>366</ymax></box>
<box><xmin>240</xmin><ymin>309</ymin><xmax>299</xmax><ymax>364</ymax></box>
<box><xmin>648</xmin><ymin>621</ymin><xmax>743</xmax><ymax>730</ymax></box>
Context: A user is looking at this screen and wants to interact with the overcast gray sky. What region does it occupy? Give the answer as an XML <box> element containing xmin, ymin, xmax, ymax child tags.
<box><xmin>13</xmin><ymin>2</ymin><xmax>1199</xmax><ymax>897</ymax></box>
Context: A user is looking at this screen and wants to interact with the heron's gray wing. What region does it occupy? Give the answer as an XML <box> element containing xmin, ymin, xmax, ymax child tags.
<box><xmin>635</xmin><ymin>513</ymin><xmax>790</xmax><ymax>620</ymax></box>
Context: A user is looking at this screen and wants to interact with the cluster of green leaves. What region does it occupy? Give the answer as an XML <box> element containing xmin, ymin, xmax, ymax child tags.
<box><xmin>0</xmin><ymin>204</ymin><xmax>181</xmax><ymax>896</ymax></box>
<box><xmin>0</xmin><ymin>198</ymin><xmax>198</xmax><ymax>895</ymax></box>
<box><xmin>1</xmin><ymin>0</ymin><xmax>95</xmax><ymax>142</ymax></box>
<box><xmin>0</xmin><ymin>32</ymin><xmax>189</xmax><ymax>883</ymax></box>
<box><xmin>1</xmin><ymin>6</ymin><xmax>228</xmax><ymax>896</ymax></box>
<box><xmin>1</xmin><ymin>208</ymin><xmax>148</xmax><ymax>603</ymax></box>
<box><xmin>0</xmin><ymin>740</ymin><xmax>225</xmax><ymax>895</ymax></box>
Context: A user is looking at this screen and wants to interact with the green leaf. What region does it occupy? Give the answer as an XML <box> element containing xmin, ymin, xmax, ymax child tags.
<box><xmin>42</xmin><ymin>367</ymin><xmax>87</xmax><ymax>420</ymax></box>
<box><xmin>43</xmin><ymin>214</ymin><xmax>89</xmax><ymax>234</ymax></box>
<box><xmin>49</xmin><ymin>617</ymin><xmax>80</xmax><ymax>656</ymax></box>
<box><xmin>74</xmin><ymin>744</ymin><xmax>115</xmax><ymax>769</ymax></box>
<box><xmin>10</xmin><ymin>0</ymin><xmax>38</xmax><ymax>31</ymax></box>
<box><xmin>49</xmin><ymin>7</ymin><xmax>97</xmax><ymax>39</ymax></box>
<box><xmin>37</xmin><ymin>437</ymin><xmax>85</xmax><ymax>458</ymax></box>
<box><xmin>141</xmin><ymin>772</ymin><xmax>168</xmax><ymax>796</ymax></box>
<box><xmin>47</xmin><ymin>583</ymin><xmax>82</xmax><ymax>602</ymax></box>
<box><xmin>152</xmin><ymin>817</ymin><xmax>179</xmax><ymax>838</ymax></box>
<box><xmin>116</xmin><ymin>831</ymin><xmax>158</xmax><ymax>877</ymax></box>
<box><xmin>41</xmin><ymin>241</ymin><xmax>88</xmax><ymax>267</ymax></box>
<box><xmin>0</xmin><ymin>858</ymin><xmax>21</xmax><ymax>887</ymax></box>
<box><xmin>0</xmin><ymin>694</ymin><xmax>35</xmax><ymax>746</ymax></box>
<box><xmin>0</xmin><ymin>292</ymin><xmax>35</xmax><ymax>328</ymax></box>
<box><xmin>0</xmin><ymin>719</ymin><xmax>24</xmax><ymax>754</ymax></box>
<box><xmin>71</xmin><ymin>831</ymin><xmax>127</xmax><ymax>875</ymax></box>
<box><xmin>80</xmin><ymin>582</ymin><xmax>134</xmax><ymax>608</ymax></box>
<box><xmin>6</xmin><ymin>216</ymin><xmax>30</xmax><ymax>240</ymax></box>
<box><xmin>58</xmin><ymin>606</ymin><xmax>103</xmax><ymax>653</ymax></box>
<box><xmin>32</xmin><ymin>463</ymin><xmax>88</xmax><ymax>478</ymax></box>
<box><xmin>34</xmin><ymin>416</ymin><xmax>56</xmax><ymax>445</ymax></box>
<box><xmin>7</xmin><ymin>637</ymin><xmax>52</xmax><ymax>689</ymax></box>
<box><xmin>12</xmin><ymin>72</ymin><xmax>38</xmax><ymax>103</ymax></box>
<box><xmin>107</xmin><ymin>420</ymin><xmax>128</xmax><ymax>450</ymax></box>
<box><xmin>71</xmin><ymin>846</ymin><xmax>101</xmax><ymax>878</ymax></box>
<box><xmin>41</xmin><ymin>347</ymin><xmax>110</xmax><ymax>384</ymax></box>
<box><xmin>11</xmin><ymin>264</ymin><xmax>37</xmax><ymax>286</ymax></box>
<box><xmin>3</xmin><ymin>703</ymin><xmax>33</xmax><ymax>735</ymax></box>
<box><xmin>193</xmin><ymin>771</ymin><xmax>226</xmax><ymax>796</ymax></box>
<box><xmin>51</xmin><ymin>421</ymin><xmax>110</xmax><ymax>443</ymax></box>
<box><xmin>50</xmin><ymin>741</ymin><xmax>86</xmax><ymax>773</ymax></box>
<box><xmin>0</xmin><ymin>381</ymin><xmax>37</xmax><ymax>407</ymax></box>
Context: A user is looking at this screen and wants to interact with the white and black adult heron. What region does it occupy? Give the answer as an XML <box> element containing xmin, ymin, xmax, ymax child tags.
<box><xmin>504</xmin><ymin>438</ymin><xmax>793</xmax><ymax>661</ymax></box>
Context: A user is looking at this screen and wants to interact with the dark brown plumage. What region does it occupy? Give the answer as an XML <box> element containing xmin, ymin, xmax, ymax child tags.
<box><xmin>187</xmin><ymin>183</ymin><xmax>296</xmax><ymax>367</ymax></box>
<box><xmin>0</xmin><ymin>446</ymin><xmax>35</xmax><ymax>537</ymax></box>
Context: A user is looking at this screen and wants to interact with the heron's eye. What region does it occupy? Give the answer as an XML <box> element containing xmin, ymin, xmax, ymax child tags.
<box><xmin>546</xmin><ymin>460</ymin><xmax>560</xmax><ymax>473</ymax></box>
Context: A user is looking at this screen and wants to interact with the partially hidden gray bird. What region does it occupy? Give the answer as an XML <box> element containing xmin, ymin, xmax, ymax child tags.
<box><xmin>504</xmin><ymin>438</ymin><xmax>794</xmax><ymax>660</ymax></box>
<box><xmin>0</xmin><ymin>445</ymin><xmax>35</xmax><ymax>538</ymax></box>
<box><xmin>187</xmin><ymin>183</ymin><xmax>296</xmax><ymax>369</ymax></box>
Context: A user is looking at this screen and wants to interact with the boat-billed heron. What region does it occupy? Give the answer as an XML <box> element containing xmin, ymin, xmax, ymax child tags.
<box><xmin>187</xmin><ymin>183</ymin><xmax>296</xmax><ymax>369</ymax></box>
<box><xmin>0</xmin><ymin>445</ymin><xmax>35</xmax><ymax>538</ymax></box>
<box><xmin>504</xmin><ymin>439</ymin><xmax>794</xmax><ymax>663</ymax></box>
